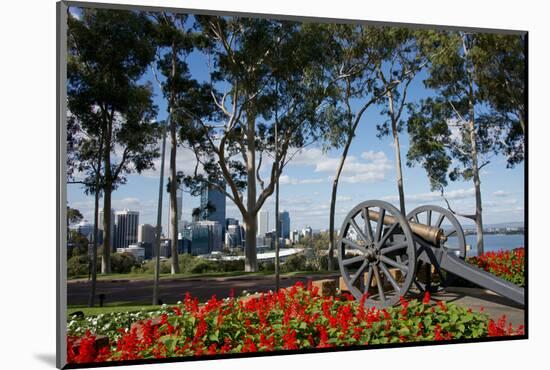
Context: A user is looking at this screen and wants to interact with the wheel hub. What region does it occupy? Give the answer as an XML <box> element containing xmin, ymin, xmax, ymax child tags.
<box><xmin>365</xmin><ymin>247</ymin><xmax>377</xmax><ymax>262</ymax></box>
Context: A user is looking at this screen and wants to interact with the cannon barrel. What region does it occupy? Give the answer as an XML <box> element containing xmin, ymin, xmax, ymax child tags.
<box><xmin>365</xmin><ymin>210</ymin><xmax>447</xmax><ymax>245</ymax></box>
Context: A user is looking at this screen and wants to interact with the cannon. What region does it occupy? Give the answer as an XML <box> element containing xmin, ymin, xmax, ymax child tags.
<box><xmin>337</xmin><ymin>200</ymin><xmax>525</xmax><ymax>308</ymax></box>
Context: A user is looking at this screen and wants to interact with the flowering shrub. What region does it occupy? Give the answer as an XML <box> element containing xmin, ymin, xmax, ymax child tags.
<box><xmin>468</xmin><ymin>248</ymin><xmax>525</xmax><ymax>287</ymax></box>
<box><xmin>67</xmin><ymin>282</ymin><xmax>523</xmax><ymax>364</ymax></box>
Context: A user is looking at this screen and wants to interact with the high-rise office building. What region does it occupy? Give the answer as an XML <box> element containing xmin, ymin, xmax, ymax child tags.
<box><xmin>138</xmin><ymin>224</ymin><xmax>155</xmax><ymax>244</ymax></box>
<box><xmin>257</xmin><ymin>209</ymin><xmax>269</xmax><ymax>236</ymax></box>
<box><xmin>182</xmin><ymin>221</ymin><xmax>223</xmax><ymax>255</ymax></box>
<box><xmin>114</xmin><ymin>210</ymin><xmax>139</xmax><ymax>249</ymax></box>
<box><xmin>279</xmin><ymin>210</ymin><xmax>290</xmax><ymax>239</ymax></box>
<box><xmin>225</xmin><ymin>224</ymin><xmax>243</xmax><ymax>249</ymax></box>
<box><xmin>200</xmin><ymin>183</ymin><xmax>226</xmax><ymax>235</ymax></box>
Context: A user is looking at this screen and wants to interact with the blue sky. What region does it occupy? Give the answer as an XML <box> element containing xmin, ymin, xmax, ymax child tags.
<box><xmin>67</xmin><ymin>9</ymin><xmax>525</xmax><ymax>234</ymax></box>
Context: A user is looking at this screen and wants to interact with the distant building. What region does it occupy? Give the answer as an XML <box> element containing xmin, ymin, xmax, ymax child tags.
<box><xmin>258</xmin><ymin>209</ymin><xmax>269</xmax><ymax>236</ymax></box>
<box><xmin>160</xmin><ymin>239</ymin><xmax>171</xmax><ymax>258</ymax></box>
<box><xmin>301</xmin><ymin>225</ymin><xmax>313</xmax><ymax>239</ymax></box>
<box><xmin>225</xmin><ymin>224</ymin><xmax>243</xmax><ymax>249</ymax></box>
<box><xmin>138</xmin><ymin>224</ymin><xmax>155</xmax><ymax>244</ymax></box>
<box><xmin>182</xmin><ymin>221</ymin><xmax>223</xmax><ymax>255</ymax></box>
<box><xmin>225</xmin><ymin>217</ymin><xmax>239</xmax><ymax>229</ymax></box>
<box><xmin>114</xmin><ymin>210</ymin><xmax>139</xmax><ymax>249</ymax></box>
<box><xmin>279</xmin><ymin>211</ymin><xmax>290</xmax><ymax>239</ymax></box>
<box><xmin>200</xmin><ymin>183</ymin><xmax>226</xmax><ymax>238</ymax></box>
<box><xmin>290</xmin><ymin>229</ymin><xmax>301</xmax><ymax>244</ymax></box>
<box><xmin>135</xmin><ymin>241</ymin><xmax>153</xmax><ymax>260</ymax></box>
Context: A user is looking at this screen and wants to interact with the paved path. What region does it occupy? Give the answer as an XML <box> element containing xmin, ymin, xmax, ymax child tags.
<box><xmin>67</xmin><ymin>274</ymin><xmax>340</xmax><ymax>306</ymax></box>
<box><xmin>431</xmin><ymin>287</ymin><xmax>525</xmax><ymax>327</ymax></box>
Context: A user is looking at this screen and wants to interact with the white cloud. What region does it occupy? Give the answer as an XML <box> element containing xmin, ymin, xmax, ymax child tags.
<box><xmin>288</xmin><ymin>148</ymin><xmax>393</xmax><ymax>184</ymax></box>
<box><xmin>141</xmin><ymin>143</ymin><xmax>204</xmax><ymax>179</ymax></box>
<box><xmin>336</xmin><ymin>195</ymin><xmax>352</xmax><ymax>202</ymax></box>
<box><xmin>493</xmin><ymin>190</ymin><xmax>511</xmax><ymax>197</ymax></box>
<box><xmin>279</xmin><ymin>175</ymin><xmax>325</xmax><ymax>185</ymax></box>
<box><xmin>381</xmin><ymin>188</ymin><xmax>475</xmax><ymax>204</ymax></box>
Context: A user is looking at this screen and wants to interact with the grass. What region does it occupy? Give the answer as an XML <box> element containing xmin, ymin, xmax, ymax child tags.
<box><xmin>68</xmin><ymin>302</ymin><xmax>163</xmax><ymax>316</ymax></box>
<box><xmin>68</xmin><ymin>269</ymin><xmax>336</xmax><ymax>282</ymax></box>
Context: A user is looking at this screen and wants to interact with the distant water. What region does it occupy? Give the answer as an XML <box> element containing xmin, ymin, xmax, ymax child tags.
<box><xmin>447</xmin><ymin>234</ymin><xmax>524</xmax><ymax>257</ymax></box>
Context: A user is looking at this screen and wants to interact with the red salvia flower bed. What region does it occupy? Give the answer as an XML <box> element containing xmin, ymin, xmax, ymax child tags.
<box><xmin>67</xmin><ymin>282</ymin><xmax>524</xmax><ymax>364</ymax></box>
<box><xmin>468</xmin><ymin>247</ymin><xmax>525</xmax><ymax>286</ymax></box>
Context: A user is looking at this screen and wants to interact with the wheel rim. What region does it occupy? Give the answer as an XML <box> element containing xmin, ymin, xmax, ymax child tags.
<box><xmin>338</xmin><ymin>200</ymin><xmax>416</xmax><ymax>308</ymax></box>
<box><xmin>406</xmin><ymin>205</ymin><xmax>466</xmax><ymax>293</ymax></box>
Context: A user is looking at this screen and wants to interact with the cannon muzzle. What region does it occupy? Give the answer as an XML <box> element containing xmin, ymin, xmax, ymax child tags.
<box><xmin>365</xmin><ymin>210</ymin><xmax>447</xmax><ymax>245</ymax></box>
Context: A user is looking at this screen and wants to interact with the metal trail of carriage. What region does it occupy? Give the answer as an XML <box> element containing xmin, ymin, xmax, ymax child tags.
<box><xmin>337</xmin><ymin>200</ymin><xmax>525</xmax><ymax>308</ymax></box>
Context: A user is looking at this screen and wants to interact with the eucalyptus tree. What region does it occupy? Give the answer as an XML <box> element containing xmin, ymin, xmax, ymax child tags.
<box><xmin>407</xmin><ymin>31</ymin><xmax>524</xmax><ymax>256</ymax></box>
<box><xmin>374</xmin><ymin>29</ymin><xmax>429</xmax><ymax>215</ymax></box>
<box><xmin>180</xmin><ymin>17</ymin><xmax>341</xmax><ymax>272</ymax></box>
<box><xmin>150</xmin><ymin>12</ymin><xmax>212</xmax><ymax>274</ymax></box>
<box><xmin>325</xmin><ymin>25</ymin><xmax>413</xmax><ymax>271</ymax></box>
<box><xmin>475</xmin><ymin>33</ymin><xmax>526</xmax><ymax>167</ymax></box>
<box><xmin>66</xmin><ymin>105</ymin><xmax>103</xmax><ymax>306</ymax></box>
<box><xmin>67</xmin><ymin>8</ymin><xmax>160</xmax><ymax>273</ymax></box>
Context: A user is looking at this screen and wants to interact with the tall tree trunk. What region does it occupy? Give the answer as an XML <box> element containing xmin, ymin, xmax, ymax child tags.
<box><xmin>245</xmin><ymin>108</ymin><xmax>258</xmax><ymax>272</ymax></box>
<box><xmin>388</xmin><ymin>92</ymin><xmax>406</xmax><ymax>215</ymax></box>
<box><xmin>169</xmin><ymin>113</ymin><xmax>180</xmax><ymax>273</ymax></box>
<box><xmin>328</xmin><ymin>133</ymin><xmax>354</xmax><ymax>271</ymax></box>
<box><xmin>469</xmin><ymin>117</ymin><xmax>484</xmax><ymax>256</ymax></box>
<box><xmin>464</xmin><ymin>36</ymin><xmax>485</xmax><ymax>256</ymax></box>
<box><xmin>168</xmin><ymin>40</ymin><xmax>180</xmax><ymax>274</ymax></box>
<box><xmin>101</xmin><ymin>124</ymin><xmax>112</xmax><ymax>274</ymax></box>
<box><xmin>88</xmin><ymin>138</ymin><xmax>103</xmax><ymax>307</ymax></box>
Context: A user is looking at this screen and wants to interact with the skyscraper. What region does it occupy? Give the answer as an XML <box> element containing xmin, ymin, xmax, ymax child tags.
<box><xmin>114</xmin><ymin>210</ymin><xmax>139</xmax><ymax>249</ymax></box>
<box><xmin>258</xmin><ymin>209</ymin><xmax>269</xmax><ymax>236</ymax></box>
<box><xmin>200</xmin><ymin>183</ymin><xmax>226</xmax><ymax>229</ymax></box>
<box><xmin>138</xmin><ymin>224</ymin><xmax>155</xmax><ymax>244</ymax></box>
<box><xmin>279</xmin><ymin>210</ymin><xmax>290</xmax><ymax>239</ymax></box>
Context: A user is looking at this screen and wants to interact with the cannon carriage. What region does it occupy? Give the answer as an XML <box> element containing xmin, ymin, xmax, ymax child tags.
<box><xmin>337</xmin><ymin>200</ymin><xmax>524</xmax><ymax>308</ymax></box>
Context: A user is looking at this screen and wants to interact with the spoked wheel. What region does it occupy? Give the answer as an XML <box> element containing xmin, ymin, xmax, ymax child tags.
<box><xmin>337</xmin><ymin>200</ymin><xmax>416</xmax><ymax>308</ymax></box>
<box><xmin>406</xmin><ymin>205</ymin><xmax>467</xmax><ymax>293</ymax></box>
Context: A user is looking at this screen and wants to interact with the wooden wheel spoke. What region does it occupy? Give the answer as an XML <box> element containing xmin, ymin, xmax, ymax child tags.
<box><xmin>435</xmin><ymin>213</ymin><xmax>445</xmax><ymax>228</ymax></box>
<box><xmin>426</xmin><ymin>209</ymin><xmax>432</xmax><ymax>226</ymax></box>
<box><xmin>379</xmin><ymin>263</ymin><xmax>400</xmax><ymax>292</ymax></box>
<box><xmin>350</xmin><ymin>260</ymin><xmax>368</xmax><ymax>285</ymax></box>
<box><xmin>375</xmin><ymin>208</ymin><xmax>385</xmax><ymax>242</ymax></box>
<box><xmin>381</xmin><ymin>242</ymin><xmax>408</xmax><ymax>255</ymax></box>
<box><xmin>445</xmin><ymin>229</ymin><xmax>457</xmax><ymax>238</ymax></box>
<box><xmin>349</xmin><ymin>217</ymin><xmax>370</xmax><ymax>243</ymax></box>
<box><xmin>343</xmin><ymin>255</ymin><xmax>365</xmax><ymax>266</ymax></box>
<box><xmin>362</xmin><ymin>208</ymin><xmax>374</xmax><ymax>242</ymax></box>
<box><xmin>380</xmin><ymin>255</ymin><xmax>409</xmax><ymax>273</ymax></box>
<box><xmin>377</xmin><ymin>222</ymin><xmax>399</xmax><ymax>249</ymax></box>
<box><xmin>364</xmin><ymin>265</ymin><xmax>373</xmax><ymax>293</ymax></box>
<box><xmin>372</xmin><ymin>265</ymin><xmax>386</xmax><ymax>302</ymax></box>
<box><xmin>342</xmin><ymin>238</ymin><xmax>368</xmax><ymax>254</ymax></box>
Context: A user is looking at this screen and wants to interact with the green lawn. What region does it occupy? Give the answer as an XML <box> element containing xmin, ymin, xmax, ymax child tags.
<box><xmin>68</xmin><ymin>302</ymin><xmax>163</xmax><ymax>316</ymax></box>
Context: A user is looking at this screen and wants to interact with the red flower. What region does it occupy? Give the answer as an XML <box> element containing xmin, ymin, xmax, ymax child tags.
<box><xmin>422</xmin><ymin>291</ymin><xmax>431</xmax><ymax>304</ymax></box>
